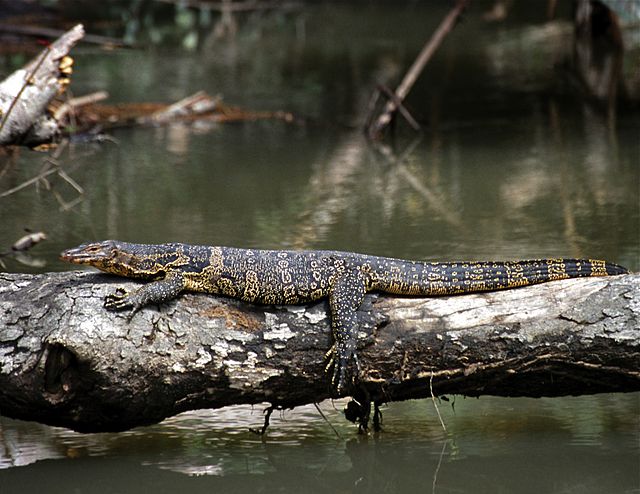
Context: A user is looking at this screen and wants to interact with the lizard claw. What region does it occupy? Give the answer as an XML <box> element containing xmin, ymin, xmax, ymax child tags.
<box><xmin>104</xmin><ymin>288</ymin><xmax>139</xmax><ymax>321</ymax></box>
<box><xmin>324</xmin><ymin>343</ymin><xmax>346</xmax><ymax>393</ymax></box>
<box><xmin>324</xmin><ymin>343</ymin><xmax>336</xmax><ymax>372</ymax></box>
<box><xmin>104</xmin><ymin>288</ymin><xmax>131</xmax><ymax>309</ymax></box>
<box><xmin>325</xmin><ymin>344</ymin><xmax>360</xmax><ymax>396</ymax></box>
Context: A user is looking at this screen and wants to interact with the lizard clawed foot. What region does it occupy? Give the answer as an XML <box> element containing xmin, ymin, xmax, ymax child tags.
<box><xmin>325</xmin><ymin>344</ymin><xmax>360</xmax><ymax>396</ymax></box>
<box><xmin>104</xmin><ymin>288</ymin><xmax>140</xmax><ymax>321</ymax></box>
<box><xmin>104</xmin><ymin>287</ymin><xmax>130</xmax><ymax>309</ymax></box>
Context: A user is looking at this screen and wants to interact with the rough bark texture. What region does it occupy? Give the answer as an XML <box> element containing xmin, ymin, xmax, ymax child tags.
<box><xmin>0</xmin><ymin>24</ymin><xmax>84</xmax><ymax>147</ymax></box>
<box><xmin>0</xmin><ymin>270</ymin><xmax>638</xmax><ymax>432</ymax></box>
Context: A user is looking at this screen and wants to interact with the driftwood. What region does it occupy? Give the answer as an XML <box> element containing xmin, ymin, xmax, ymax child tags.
<box><xmin>0</xmin><ymin>24</ymin><xmax>84</xmax><ymax>147</ymax></box>
<box><xmin>70</xmin><ymin>90</ymin><xmax>295</xmax><ymax>132</ymax></box>
<box><xmin>0</xmin><ymin>270</ymin><xmax>638</xmax><ymax>433</ymax></box>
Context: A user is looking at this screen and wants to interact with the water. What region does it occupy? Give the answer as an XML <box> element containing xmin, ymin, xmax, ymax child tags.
<box><xmin>1</xmin><ymin>395</ymin><xmax>638</xmax><ymax>493</ymax></box>
<box><xmin>0</xmin><ymin>2</ymin><xmax>639</xmax><ymax>493</ymax></box>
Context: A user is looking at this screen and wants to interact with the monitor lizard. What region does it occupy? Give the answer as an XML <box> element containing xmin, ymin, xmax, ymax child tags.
<box><xmin>60</xmin><ymin>240</ymin><xmax>628</xmax><ymax>394</ymax></box>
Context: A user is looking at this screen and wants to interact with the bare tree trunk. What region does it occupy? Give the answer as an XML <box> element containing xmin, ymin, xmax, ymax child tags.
<box><xmin>0</xmin><ymin>270</ymin><xmax>638</xmax><ymax>432</ymax></box>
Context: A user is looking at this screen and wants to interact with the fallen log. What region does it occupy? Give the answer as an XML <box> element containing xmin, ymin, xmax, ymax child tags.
<box><xmin>0</xmin><ymin>270</ymin><xmax>638</xmax><ymax>433</ymax></box>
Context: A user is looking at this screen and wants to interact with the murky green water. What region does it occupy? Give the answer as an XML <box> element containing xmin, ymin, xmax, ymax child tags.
<box><xmin>1</xmin><ymin>394</ymin><xmax>639</xmax><ymax>493</ymax></box>
<box><xmin>0</xmin><ymin>2</ymin><xmax>639</xmax><ymax>493</ymax></box>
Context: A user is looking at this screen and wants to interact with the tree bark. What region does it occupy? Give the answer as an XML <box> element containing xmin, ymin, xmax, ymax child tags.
<box><xmin>0</xmin><ymin>270</ymin><xmax>638</xmax><ymax>433</ymax></box>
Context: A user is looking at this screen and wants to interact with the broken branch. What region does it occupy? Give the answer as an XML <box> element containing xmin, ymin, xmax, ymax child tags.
<box><xmin>0</xmin><ymin>24</ymin><xmax>84</xmax><ymax>147</ymax></box>
<box><xmin>367</xmin><ymin>0</ymin><xmax>468</xmax><ymax>139</ymax></box>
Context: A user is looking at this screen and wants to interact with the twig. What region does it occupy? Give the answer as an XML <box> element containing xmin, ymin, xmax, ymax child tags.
<box><xmin>52</xmin><ymin>188</ymin><xmax>83</xmax><ymax>212</ymax></box>
<box><xmin>0</xmin><ymin>46</ymin><xmax>51</xmax><ymax>137</ymax></box>
<box><xmin>34</xmin><ymin>159</ymin><xmax>53</xmax><ymax>194</ymax></box>
<box><xmin>49</xmin><ymin>137</ymin><xmax>68</xmax><ymax>160</ymax></box>
<box><xmin>0</xmin><ymin>138</ymin><xmax>82</xmax><ymax>206</ymax></box>
<box><xmin>396</xmin><ymin>163</ymin><xmax>462</xmax><ymax>227</ymax></box>
<box><xmin>0</xmin><ymin>168</ymin><xmax>57</xmax><ymax>198</ymax></box>
<box><xmin>53</xmin><ymin>91</ymin><xmax>109</xmax><ymax>121</ymax></box>
<box><xmin>0</xmin><ymin>161</ymin><xmax>11</xmax><ymax>181</ymax></box>
<box><xmin>57</xmin><ymin>168</ymin><xmax>84</xmax><ymax>195</ymax></box>
<box><xmin>377</xmin><ymin>84</ymin><xmax>421</xmax><ymax>131</ymax></box>
<box><xmin>368</xmin><ymin>0</ymin><xmax>469</xmax><ymax>139</ymax></box>
<box><xmin>430</xmin><ymin>371</ymin><xmax>447</xmax><ymax>433</ymax></box>
<box><xmin>432</xmin><ymin>440</ymin><xmax>449</xmax><ymax>494</ymax></box>
<box><xmin>313</xmin><ymin>402</ymin><xmax>342</xmax><ymax>439</ymax></box>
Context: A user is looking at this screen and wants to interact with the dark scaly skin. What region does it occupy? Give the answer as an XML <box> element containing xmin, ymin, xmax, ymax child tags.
<box><xmin>60</xmin><ymin>240</ymin><xmax>628</xmax><ymax>393</ymax></box>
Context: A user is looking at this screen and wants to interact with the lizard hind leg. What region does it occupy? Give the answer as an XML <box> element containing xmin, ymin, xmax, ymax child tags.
<box><xmin>327</xmin><ymin>266</ymin><xmax>367</xmax><ymax>395</ymax></box>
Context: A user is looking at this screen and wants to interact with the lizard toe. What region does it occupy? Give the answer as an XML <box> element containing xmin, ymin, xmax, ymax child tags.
<box><xmin>104</xmin><ymin>291</ymin><xmax>132</xmax><ymax>310</ymax></box>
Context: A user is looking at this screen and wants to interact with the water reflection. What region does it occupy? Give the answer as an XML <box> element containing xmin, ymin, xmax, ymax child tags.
<box><xmin>1</xmin><ymin>394</ymin><xmax>638</xmax><ymax>493</ymax></box>
<box><xmin>0</xmin><ymin>6</ymin><xmax>637</xmax><ymax>269</ymax></box>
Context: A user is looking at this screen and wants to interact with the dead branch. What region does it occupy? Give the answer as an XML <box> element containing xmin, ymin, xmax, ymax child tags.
<box><xmin>367</xmin><ymin>0</ymin><xmax>469</xmax><ymax>139</ymax></box>
<box><xmin>0</xmin><ymin>24</ymin><xmax>84</xmax><ymax>148</ymax></box>
<box><xmin>66</xmin><ymin>91</ymin><xmax>294</xmax><ymax>132</ymax></box>
<box><xmin>53</xmin><ymin>91</ymin><xmax>109</xmax><ymax>121</ymax></box>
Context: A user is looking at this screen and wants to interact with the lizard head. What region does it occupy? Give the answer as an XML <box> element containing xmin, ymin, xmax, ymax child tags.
<box><xmin>60</xmin><ymin>240</ymin><xmax>162</xmax><ymax>278</ymax></box>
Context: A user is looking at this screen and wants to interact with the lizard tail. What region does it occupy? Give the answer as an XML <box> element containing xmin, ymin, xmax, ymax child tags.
<box><xmin>488</xmin><ymin>258</ymin><xmax>628</xmax><ymax>292</ymax></box>
<box><xmin>371</xmin><ymin>258</ymin><xmax>628</xmax><ymax>296</ymax></box>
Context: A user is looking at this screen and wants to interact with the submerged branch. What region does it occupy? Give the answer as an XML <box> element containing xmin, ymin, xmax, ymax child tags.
<box><xmin>0</xmin><ymin>271</ymin><xmax>638</xmax><ymax>432</ymax></box>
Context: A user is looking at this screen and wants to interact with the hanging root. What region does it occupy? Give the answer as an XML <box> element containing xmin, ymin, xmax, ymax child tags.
<box><xmin>250</xmin><ymin>405</ymin><xmax>276</xmax><ymax>435</ymax></box>
<box><xmin>343</xmin><ymin>385</ymin><xmax>375</xmax><ymax>433</ymax></box>
<box><xmin>373</xmin><ymin>401</ymin><xmax>383</xmax><ymax>432</ymax></box>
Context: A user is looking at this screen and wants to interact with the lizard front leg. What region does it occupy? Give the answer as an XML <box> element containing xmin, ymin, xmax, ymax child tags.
<box><xmin>104</xmin><ymin>271</ymin><xmax>186</xmax><ymax>319</ymax></box>
<box><xmin>327</xmin><ymin>267</ymin><xmax>367</xmax><ymax>395</ymax></box>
